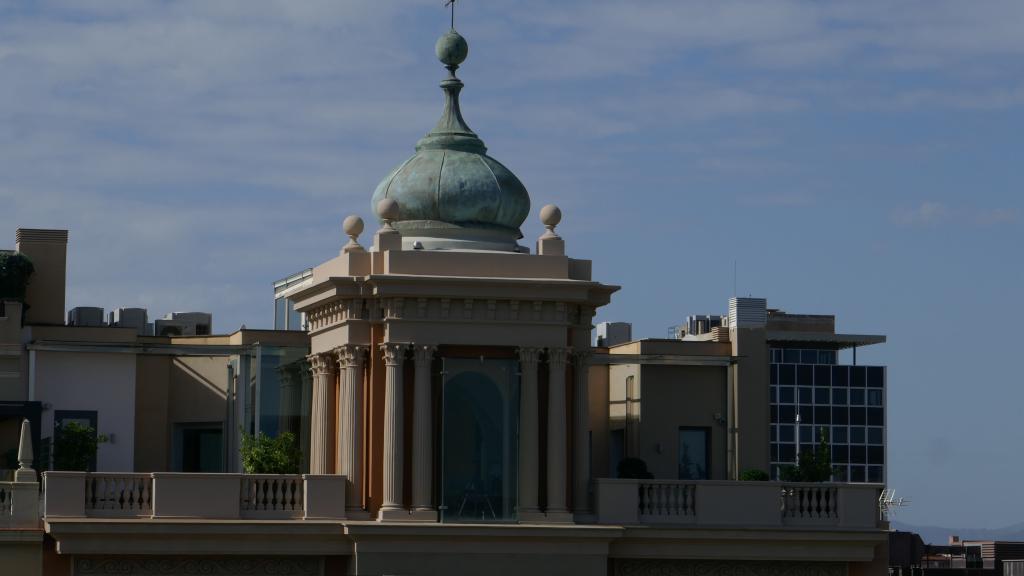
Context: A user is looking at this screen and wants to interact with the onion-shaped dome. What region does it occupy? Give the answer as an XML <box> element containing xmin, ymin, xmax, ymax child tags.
<box><xmin>370</xmin><ymin>30</ymin><xmax>530</xmax><ymax>251</ymax></box>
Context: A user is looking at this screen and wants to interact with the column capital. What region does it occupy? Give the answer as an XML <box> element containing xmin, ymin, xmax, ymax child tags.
<box><xmin>573</xmin><ymin>349</ymin><xmax>593</xmax><ymax>368</ymax></box>
<box><xmin>308</xmin><ymin>352</ymin><xmax>336</xmax><ymax>375</ymax></box>
<box><xmin>412</xmin><ymin>344</ymin><xmax>437</xmax><ymax>365</ymax></box>
<box><xmin>337</xmin><ymin>344</ymin><xmax>367</xmax><ymax>367</ymax></box>
<box><xmin>380</xmin><ymin>343</ymin><xmax>408</xmax><ymax>366</ymax></box>
<box><xmin>517</xmin><ymin>347</ymin><xmax>543</xmax><ymax>366</ymax></box>
<box><xmin>547</xmin><ymin>346</ymin><xmax>572</xmax><ymax>366</ymax></box>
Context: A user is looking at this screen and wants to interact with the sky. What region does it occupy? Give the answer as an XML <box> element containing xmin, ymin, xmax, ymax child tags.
<box><xmin>1</xmin><ymin>1</ymin><xmax>1022</xmax><ymax>529</ymax></box>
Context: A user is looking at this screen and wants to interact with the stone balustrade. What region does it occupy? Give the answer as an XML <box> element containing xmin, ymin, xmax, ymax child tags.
<box><xmin>596</xmin><ymin>479</ymin><xmax>882</xmax><ymax>529</ymax></box>
<box><xmin>44</xmin><ymin>472</ymin><xmax>346</xmax><ymax>521</ymax></box>
<box><xmin>0</xmin><ymin>481</ymin><xmax>40</xmax><ymax>529</ymax></box>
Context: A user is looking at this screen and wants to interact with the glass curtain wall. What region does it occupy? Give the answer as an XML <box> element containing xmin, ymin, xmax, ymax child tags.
<box><xmin>440</xmin><ymin>358</ymin><xmax>519</xmax><ymax>523</ymax></box>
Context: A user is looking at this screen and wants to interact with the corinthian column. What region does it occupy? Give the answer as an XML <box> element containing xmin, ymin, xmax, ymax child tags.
<box><xmin>378</xmin><ymin>343</ymin><xmax>407</xmax><ymax>520</ymax></box>
<box><xmin>411</xmin><ymin>345</ymin><xmax>437</xmax><ymax>518</ymax></box>
<box><xmin>546</xmin><ymin>347</ymin><xmax>571</xmax><ymax>521</ymax></box>
<box><xmin>308</xmin><ymin>353</ymin><xmax>336</xmax><ymax>474</ymax></box>
<box><xmin>573</xmin><ymin>350</ymin><xmax>593</xmax><ymax>516</ymax></box>
<box><xmin>343</xmin><ymin>346</ymin><xmax>367</xmax><ymax>515</ymax></box>
<box><xmin>334</xmin><ymin>348</ymin><xmax>349</xmax><ymax>480</ymax></box>
<box><xmin>517</xmin><ymin>347</ymin><xmax>542</xmax><ymax>520</ymax></box>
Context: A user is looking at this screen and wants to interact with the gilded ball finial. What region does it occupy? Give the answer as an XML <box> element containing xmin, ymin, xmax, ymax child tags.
<box><xmin>436</xmin><ymin>30</ymin><xmax>468</xmax><ymax>67</ymax></box>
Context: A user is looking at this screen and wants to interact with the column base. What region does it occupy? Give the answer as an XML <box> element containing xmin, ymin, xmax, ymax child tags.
<box><xmin>408</xmin><ymin>508</ymin><xmax>438</xmax><ymax>522</ymax></box>
<box><xmin>345</xmin><ymin>508</ymin><xmax>373</xmax><ymax>521</ymax></box>
<box><xmin>376</xmin><ymin>507</ymin><xmax>410</xmax><ymax>522</ymax></box>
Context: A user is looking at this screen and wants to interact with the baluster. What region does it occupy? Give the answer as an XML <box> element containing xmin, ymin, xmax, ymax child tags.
<box><xmin>273</xmin><ymin>479</ymin><xmax>283</xmax><ymax>511</ymax></box>
<box><xmin>814</xmin><ymin>488</ymin><xmax>823</xmax><ymax>518</ymax></box>
<box><xmin>287</xmin><ymin>479</ymin><xmax>296</xmax><ymax>510</ymax></box>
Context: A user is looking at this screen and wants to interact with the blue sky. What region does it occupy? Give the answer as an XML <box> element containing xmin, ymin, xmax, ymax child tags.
<box><xmin>1</xmin><ymin>1</ymin><xmax>1021</xmax><ymax>528</ymax></box>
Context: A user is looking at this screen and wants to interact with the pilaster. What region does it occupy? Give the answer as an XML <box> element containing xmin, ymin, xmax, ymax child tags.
<box><xmin>546</xmin><ymin>347</ymin><xmax>572</xmax><ymax>522</ymax></box>
<box><xmin>410</xmin><ymin>345</ymin><xmax>438</xmax><ymax>521</ymax></box>
<box><xmin>378</xmin><ymin>343</ymin><xmax>408</xmax><ymax>521</ymax></box>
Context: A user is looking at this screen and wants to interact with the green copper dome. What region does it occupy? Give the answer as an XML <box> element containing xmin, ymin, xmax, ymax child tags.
<box><xmin>371</xmin><ymin>30</ymin><xmax>530</xmax><ymax>251</ymax></box>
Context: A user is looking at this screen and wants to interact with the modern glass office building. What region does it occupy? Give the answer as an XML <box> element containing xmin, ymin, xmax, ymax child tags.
<box><xmin>768</xmin><ymin>347</ymin><xmax>886</xmax><ymax>483</ymax></box>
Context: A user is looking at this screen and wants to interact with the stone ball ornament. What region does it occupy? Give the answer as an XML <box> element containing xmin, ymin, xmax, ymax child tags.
<box><xmin>435</xmin><ymin>30</ymin><xmax>469</xmax><ymax>67</ymax></box>
<box><xmin>343</xmin><ymin>215</ymin><xmax>364</xmax><ymax>238</ymax></box>
<box><xmin>377</xmin><ymin>198</ymin><xmax>401</xmax><ymax>222</ymax></box>
<box><xmin>539</xmin><ymin>204</ymin><xmax>562</xmax><ymax>228</ymax></box>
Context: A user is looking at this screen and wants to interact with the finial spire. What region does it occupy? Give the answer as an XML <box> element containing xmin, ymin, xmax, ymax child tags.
<box><xmin>445</xmin><ymin>0</ymin><xmax>457</xmax><ymax>30</ymax></box>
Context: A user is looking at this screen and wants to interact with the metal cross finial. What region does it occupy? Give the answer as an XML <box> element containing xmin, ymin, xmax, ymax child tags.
<box><xmin>445</xmin><ymin>0</ymin><xmax>457</xmax><ymax>29</ymax></box>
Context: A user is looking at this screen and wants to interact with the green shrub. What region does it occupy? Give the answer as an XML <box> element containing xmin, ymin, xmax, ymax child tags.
<box><xmin>240</xmin><ymin>430</ymin><xmax>301</xmax><ymax>474</ymax></box>
<box><xmin>53</xmin><ymin>421</ymin><xmax>107</xmax><ymax>472</ymax></box>
<box><xmin>739</xmin><ymin>469</ymin><xmax>770</xmax><ymax>481</ymax></box>
<box><xmin>616</xmin><ymin>457</ymin><xmax>654</xmax><ymax>479</ymax></box>
<box><xmin>0</xmin><ymin>252</ymin><xmax>34</xmax><ymax>301</ymax></box>
<box><xmin>779</xmin><ymin>428</ymin><xmax>836</xmax><ymax>482</ymax></box>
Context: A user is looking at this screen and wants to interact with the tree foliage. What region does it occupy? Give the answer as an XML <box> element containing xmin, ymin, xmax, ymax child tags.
<box><xmin>0</xmin><ymin>252</ymin><xmax>34</xmax><ymax>301</ymax></box>
<box><xmin>616</xmin><ymin>457</ymin><xmax>654</xmax><ymax>479</ymax></box>
<box><xmin>739</xmin><ymin>469</ymin><xmax>770</xmax><ymax>481</ymax></box>
<box><xmin>240</xmin><ymin>430</ymin><xmax>302</xmax><ymax>474</ymax></box>
<box><xmin>779</xmin><ymin>427</ymin><xmax>835</xmax><ymax>482</ymax></box>
<box><xmin>53</xmin><ymin>421</ymin><xmax>107</xmax><ymax>472</ymax></box>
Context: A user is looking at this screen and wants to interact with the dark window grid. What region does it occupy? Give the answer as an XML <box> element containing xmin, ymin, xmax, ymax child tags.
<box><xmin>867</xmin><ymin>407</ymin><xmax>884</xmax><ymax>426</ymax></box>
<box><xmin>814</xmin><ymin>388</ymin><xmax>830</xmax><ymax>404</ymax></box>
<box><xmin>867</xmin><ymin>366</ymin><xmax>884</xmax><ymax>388</ymax></box>
<box><xmin>832</xmin><ymin>366</ymin><xmax>849</xmax><ymax>387</ymax></box>
<box><xmin>814</xmin><ymin>365</ymin><xmax>831</xmax><ymax>387</ymax></box>
<box><xmin>799</xmin><ymin>387</ymin><xmax>813</xmax><ymax>404</ymax></box>
<box><xmin>852</xmin><ymin>366</ymin><xmax>867</xmax><ymax>387</ymax></box>
<box><xmin>797</xmin><ymin>365</ymin><xmax>813</xmax><ymax>386</ymax></box>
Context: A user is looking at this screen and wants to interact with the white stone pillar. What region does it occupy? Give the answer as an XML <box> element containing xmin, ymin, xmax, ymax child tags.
<box><xmin>308</xmin><ymin>353</ymin><xmax>335</xmax><ymax>474</ymax></box>
<box><xmin>573</xmin><ymin>350</ymin><xmax>593</xmax><ymax>516</ymax></box>
<box><xmin>411</xmin><ymin>345</ymin><xmax>436</xmax><ymax>519</ymax></box>
<box><xmin>337</xmin><ymin>344</ymin><xmax>354</xmax><ymax>475</ymax></box>
<box><xmin>343</xmin><ymin>346</ymin><xmax>367</xmax><ymax>515</ymax></box>
<box><xmin>379</xmin><ymin>343</ymin><xmax>407</xmax><ymax>520</ymax></box>
<box><xmin>517</xmin><ymin>347</ymin><xmax>542</xmax><ymax>520</ymax></box>
<box><xmin>546</xmin><ymin>347</ymin><xmax>571</xmax><ymax>521</ymax></box>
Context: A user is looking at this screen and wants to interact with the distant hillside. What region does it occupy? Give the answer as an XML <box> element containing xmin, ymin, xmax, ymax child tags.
<box><xmin>892</xmin><ymin>521</ymin><xmax>1024</xmax><ymax>545</ymax></box>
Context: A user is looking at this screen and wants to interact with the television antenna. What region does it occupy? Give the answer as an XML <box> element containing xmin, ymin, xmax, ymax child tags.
<box><xmin>878</xmin><ymin>489</ymin><xmax>910</xmax><ymax>519</ymax></box>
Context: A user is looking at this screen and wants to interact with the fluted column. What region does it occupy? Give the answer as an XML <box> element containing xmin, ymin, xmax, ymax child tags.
<box><xmin>573</xmin><ymin>350</ymin><xmax>593</xmax><ymax>516</ymax></box>
<box><xmin>546</xmin><ymin>347</ymin><xmax>571</xmax><ymax>520</ymax></box>
<box><xmin>333</xmin><ymin>348</ymin><xmax>350</xmax><ymax>480</ymax></box>
<box><xmin>517</xmin><ymin>347</ymin><xmax>542</xmax><ymax>519</ymax></box>
<box><xmin>308</xmin><ymin>353</ymin><xmax>336</xmax><ymax>474</ymax></box>
<box><xmin>343</xmin><ymin>345</ymin><xmax>367</xmax><ymax>515</ymax></box>
<box><xmin>411</xmin><ymin>345</ymin><xmax>437</xmax><ymax>518</ymax></box>
<box><xmin>379</xmin><ymin>343</ymin><xmax>407</xmax><ymax>520</ymax></box>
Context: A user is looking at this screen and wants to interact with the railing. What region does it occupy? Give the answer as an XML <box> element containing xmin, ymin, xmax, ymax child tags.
<box><xmin>596</xmin><ymin>479</ymin><xmax>882</xmax><ymax>529</ymax></box>
<box><xmin>84</xmin><ymin>473</ymin><xmax>153</xmax><ymax>516</ymax></box>
<box><xmin>0</xmin><ymin>480</ymin><xmax>39</xmax><ymax>529</ymax></box>
<box><xmin>44</xmin><ymin>472</ymin><xmax>346</xmax><ymax>521</ymax></box>
<box><xmin>638</xmin><ymin>480</ymin><xmax>696</xmax><ymax>522</ymax></box>
<box><xmin>240</xmin><ymin>475</ymin><xmax>304</xmax><ymax>519</ymax></box>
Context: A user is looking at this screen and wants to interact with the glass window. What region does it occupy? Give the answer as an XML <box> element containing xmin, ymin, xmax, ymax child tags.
<box><xmin>779</xmin><ymin>425</ymin><xmax>794</xmax><ymax>442</ymax></box>
<box><xmin>831</xmin><ymin>406</ymin><xmax>848</xmax><ymax>425</ymax></box>
<box><xmin>678</xmin><ymin>428</ymin><xmax>710</xmax><ymax>480</ymax></box>
<box><xmin>815</xmin><ymin>388</ymin><xmax>830</xmax><ymax>404</ymax></box>
<box><xmin>832</xmin><ymin>426</ymin><xmax>848</xmax><ymax>443</ymax></box>
<box><xmin>852</xmin><ymin>366</ymin><xmax>866</xmax><ymax>387</ymax></box>
<box><xmin>850</xmin><ymin>389</ymin><xmax>865</xmax><ymax>405</ymax></box>
<box><xmin>286</xmin><ymin>299</ymin><xmax>302</xmax><ymax>331</ymax></box>
<box><xmin>799</xmin><ymin>387</ymin><xmax>812</xmax><ymax>404</ymax></box>
<box><xmin>814</xmin><ymin>365</ymin><xmax>831</xmax><ymax>387</ymax></box>
<box><xmin>770</xmin><ymin>405</ymin><xmax>779</xmax><ymax>424</ymax></box>
<box><xmin>833</xmin><ymin>465</ymin><xmax>848</xmax><ymax>482</ymax></box>
<box><xmin>850</xmin><ymin>466</ymin><xmax>866</xmax><ymax>482</ymax></box>
<box><xmin>799</xmin><ymin>425</ymin><xmax>812</xmax><ymax>443</ymax></box>
<box><xmin>867</xmin><ymin>407</ymin><xmax>884</xmax><ymax>426</ymax></box>
<box><xmin>867</xmin><ymin>427</ymin><xmax>883</xmax><ymax>445</ymax></box>
<box><xmin>867</xmin><ymin>367</ymin><xmax>884</xmax><ymax>388</ymax></box>
<box><xmin>770</xmin><ymin>426</ymin><xmax>777</xmax><ymax>442</ymax></box>
<box><xmin>783</xmin><ymin>349</ymin><xmax>800</xmax><ymax>364</ymax></box>
<box><xmin>780</xmin><ymin>405</ymin><xmax>796</xmax><ymax>424</ymax></box>
<box><xmin>779</xmin><ymin>387</ymin><xmax>795</xmax><ymax>404</ymax></box>
<box><xmin>770</xmin><ymin>386</ymin><xmax>777</xmax><ymax>403</ymax></box>
<box><xmin>819</xmin><ymin>350</ymin><xmax>837</xmax><ymax>365</ymax></box>
<box><xmin>771</xmin><ymin>349</ymin><xmax>781</xmax><ymax>363</ymax></box>
<box><xmin>797</xmin><ymin>365</ymin><xmax>813</xmax><ymax>386</ymax></box>
<box><xmin>850</xmin><ymin>407</ymin><xmax>866</xmax><ymax>425</ymax></box>
<box><xmin>832</xmin><ymin>366</ymin><xmax>849</xmax><ymax>387</ymax></box>
<box><xmin>778</xmin><ymin>444</ymin><xmax>795</xmax><ymax>463</ymax></box>
<box><xmin>799</xmin><ymin>405</ymin><xmax>813</xmax><ymax>423</ymax></box>
<box><xmin>274</xmin><ymin>298</ymin><xmax>286</xmax><ymax>330</ymax></box>
<box><xmin>770</xmin><ymin>365</ymin><xmax>778</xmax><ymax>385</ymax></box>
<box><xmin>867</xmin><ymin>389</ymin><xmax>883</xmax><ymax>406</ymax></box>
<box><xmin>832</xmin><ymin>444</ymin><xmax>848</xmax><ymax>463</ymax></box>
<box><xmin>851</xmin><ymin>426</ymin><xmax>865</xmax><ymax>444</ymax></box>
<box><xmin>801</xmin><ymin>350</ymin><xmax>818</xmax><ymax>364</ymax></box>
<box><xmin>832</xmin><ymin>388</ymin><xmax>847</xmax><ymax>405</ymax></box>
<box><xmin>851</xmin><ymin>445</ymin><xmax>866</xmax><ymax>464</ymax></box>
<box><xmin>814</xmin><ymin>406</ymin><xmax>830</xmax><ymax>425</ymax></box>
<box><xmin>779</xmin><ymin>365</ymin><xmax>796</xmax><ymax>386</ymax></box>
<box><xmin>771</xmin><ymin>443</ymin><xmax>778</xmax><ymax>461</ymax></box>
<box><xmin>868</xmin><ymin>446</ymin><xmax>884</xmax><ymax>465</ymax></box>
<box><xmin>867</xmin><ymin>465</ymin><xmax>883</xmax><ymax>483</ymax></box>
